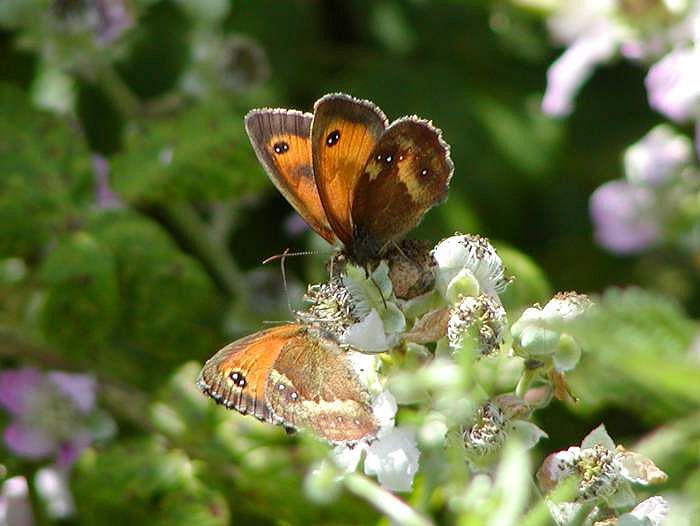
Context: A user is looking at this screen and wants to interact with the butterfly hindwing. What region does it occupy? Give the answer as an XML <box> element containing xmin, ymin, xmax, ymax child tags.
<box><xmin>266</xmin><ymin>336</ymin><xmax>378</xmax><ymax>443</ymax></box>
<box><xmin>350</xmin><ymin>117</ymin><xmax>454</xmax><ymax>257</ymax></box>
<box><xmin>311</xmin><ymin>93</ymin><xmax>388</xmax><ymax>247</ymax></box>
<box><xmin>245</xmin><ymin>109</ymin><xmax>335</xmax><ymax>243</ymax></box>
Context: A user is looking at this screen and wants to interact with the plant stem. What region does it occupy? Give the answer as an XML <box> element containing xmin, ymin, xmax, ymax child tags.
<box><xmin>162</xmin><ymin>200</ymin><xmax>248</xmax><ymax>301</ymax></box>
<box><xmin>343</xmin><ymin>473</ymin><xmax>434</xmax><ymax>526</ymax></box>
<box><xmin>516</xmin><ymin>368</ymin><xmax>538</xmax><ymax>398</ymax></box>
<box><xmin>91</xmin><ymin>62</ymin><xmax>142</xmax><ymax>120</ymax></box>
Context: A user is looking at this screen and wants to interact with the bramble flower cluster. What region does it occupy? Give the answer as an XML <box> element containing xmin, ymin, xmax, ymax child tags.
<box><xmin>301</xmin><ymin>233</ymin><xmax>649</xmax><ymax>520</ymax></box>
<box><xmin>538</xmin><ymin>424</ymin><xmax>668</xmax><ymax>525</ymax></box>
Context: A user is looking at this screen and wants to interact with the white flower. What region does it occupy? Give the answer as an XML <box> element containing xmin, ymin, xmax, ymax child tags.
<box><xmin>447</xmin><ymin>294</ymin><xmax>508</xmax><ymax>357</ymax></box>
<box><xmin>340</xmin><ymin>263</ymin><xmax>405</xmax><ymax>353</ymax></box>
<box><xmin>511</xmin><ymin>292</ymin><xmax>591</xmax><ymax>371</ymax></box>
<box><xmin>432</xmin><ymin>235</ymin><xmax>509</xmax><ymax>303</ymax></box>
<box><xmin>624</xmin><ymin>125</ymin><xmax>693</xmax><ymax>187</ymax></box>
<box><xmin>331</xmin><ymin>391</ymin><xmax>420</xmax><ymax>492</ymax></box>
<box><xmin>463</xmin><ymin>396</ymin><xmax>547</xmax><ymax>467</ymax></box>
<box><xmin>646</xmin><ymin>46</ymin><xmax>700</xmax><ymax>122</ymax></box>
<box><xmin>537</xmin><ymin>424</ymin><xmax>667</xmax><ymax>508</ymax></box>
<box><xmin>297</xmin><ymin>276</ymin><xmax>356</xmax><ymax>340</ymax></box>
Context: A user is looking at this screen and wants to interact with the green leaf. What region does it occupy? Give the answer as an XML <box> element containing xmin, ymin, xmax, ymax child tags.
<box><xmin>111</xmin><ymin>98</ymin><xmax>264</xmax><ymax>203</ymax></box>
<box><xmin>38</xmin><ymin>231</ymin><xmax>119</xmax><ymax>360</ymax></box>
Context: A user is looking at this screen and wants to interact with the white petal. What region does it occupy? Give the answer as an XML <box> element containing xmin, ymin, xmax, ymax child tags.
<box><xmin>629</xmin><ymin>496</ymin><xmax>670</xmax><ymax>526</ymax></box>
<box><xmin>331</xmin><ymin>443</ymin><xmax>366</xmax><ymax>473</ymax></box>
<box><xmin>342</xmin><ymin>309</ymin><xmax>394</xmax><ymax>353</ymax></box>
<box><xmin>537</xmin><ymin>447</ymin><xmax>580</xmax><ymax>493</ymax></box>
<box><xmin>581</xmin><ymin>424</ymin><xmax>616</xmax><ymax>451</ymax></box>
<box><xmin>364</xmin><ymin>427</ymin><xmax>420</xmax><ymax>492</ymax></box>
<box><xmin>372</xmin><ymin>391</ymin><xmax>398</xmax><ymax>430</ymax></box>
<box><xmin>345</xmin><ymin>351</ymin><xmax>383</xmax><ymax>394</ymax></box>
<box><xmin>0</xmin><ymin>476</ymin><xmax>34</xmax><ymax>526</ymax></box>
<box><xmin>508</xmin><ymin>420</ymin><xmax>548</xmax><ymax>450</ymax></box>
<box><xmin>615</xmin><ymin>448</ymin><xmax>668</xmax><ymax>485</ymax></box>
<box><xmin>34</xmin><ymin>467</ymin><xmax>75</xmax><ymax>520</ymax></box>
<box><xmin>553</xmin><ymin>334</ymin><xmax>582</xmax><ymax>372</ymax></box>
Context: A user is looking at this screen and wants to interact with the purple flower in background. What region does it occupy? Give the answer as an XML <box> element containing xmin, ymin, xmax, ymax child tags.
<box><xmin>91</xmin><ymin>154</ymin><xmax>122</xmax><ymax>210</ymax></box>
<box><xmin>542</xmin><ymin>0</ymin><xmax>620</xmax><ymax>116</ymax></box>
<box><xmin>94</xmin><ymin>0</ymin><xmax>132</xmax><ymax>45</ymax></box>
<box><xmin>624</xmin><ymin>125</ymin><xmax>693</xmax><ymax>186</ymax></box>
<box><xmin>543</xmin><ymin>31</ymin><xmax>618</xmax><ymax>116</ymax></box>
<box><xmin>0</xmin><ymin>368</ymin><xmax>114</xmax><ymax>469</ymax></box>
<box><xmin>646</xmin><ymin>47</ymin><xmax>700</xmax><ymax>122</ymax></box>
<box><xmin>590</xmin><ymin>180</ymin><xmax>660</xmax><ymax>254</ymax></box>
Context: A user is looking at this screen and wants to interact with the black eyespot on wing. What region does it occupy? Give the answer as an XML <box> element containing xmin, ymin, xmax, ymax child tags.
<box><xmin>229</xmin><ymin>371</ymin><xmax>247</xmax><ymax>388</ymax></box>
<box><xmin>326</xmin><ymin>130</ymin><xmax>340</xmax><ymax>147</ymax></box>
<box><xmin>273</xmin><ymin>141</ymin><xmax>289</xmax><ymax>154</ymax></box>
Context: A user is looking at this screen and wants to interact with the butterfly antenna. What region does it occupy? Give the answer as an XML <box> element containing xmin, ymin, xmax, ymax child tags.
<box><xmin>277</xmin><ymin>248</ymin><xmax>295</xmax><ymax>316</ymax></box>
<box><xmin>262</xmin><ymin>250</ymin><xmax>318</xmax><ymax>265</ymax></box>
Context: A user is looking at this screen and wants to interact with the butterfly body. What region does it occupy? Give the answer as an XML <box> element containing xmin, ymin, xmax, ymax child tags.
<box><xmin>245</xmin><ymin>93</ymin><xmax>454</xmax><ymax>266</ymax></box>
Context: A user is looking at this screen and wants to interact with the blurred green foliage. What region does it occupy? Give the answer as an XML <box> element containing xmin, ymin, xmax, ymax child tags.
<box><xmin>1</xmin><ymin>1</ymin><xmax>699</xmax><ymax>525</ymax></box>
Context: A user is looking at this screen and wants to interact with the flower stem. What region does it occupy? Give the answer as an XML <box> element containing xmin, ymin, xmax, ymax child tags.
<box><xmin>343</xmin><ymin>473</ymin><xmax>434</xmax><ymax>526</ymax></box>
<box><xmin>162</xmin><ymin>200</ymin><xmax>248</xmax><ymax>301</ymax></box>
<box><xmin>515</xmin><ymin>367</ymin><xmax>538</xmax><ymax>398</ymax></box>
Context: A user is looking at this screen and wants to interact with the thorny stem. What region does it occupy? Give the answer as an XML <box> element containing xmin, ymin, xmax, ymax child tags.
<box><xmin>162</xmin><ymin>200</ymin><xmax>249</xmax><ymax>302</ymax></box>
<box><xmin>343</xmin><ymin>473</ymin><xmax>434</xmax><ymax>526</ymax></box>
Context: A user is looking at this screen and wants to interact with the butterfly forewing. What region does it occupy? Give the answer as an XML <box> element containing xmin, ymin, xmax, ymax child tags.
<box><xmin>350</xmin><ymin>117</ymin><xmax>453</xmax><ymax>255</ymax></box>
<box><xmin>311</xmin><ymin>94</ymin><xmax>388</xmax><ymax>247</ymax></box>
<box><xmin>197</xmin><ymin>324</ymin><xmax>303</xmax><ymax>424</ymax></box>
<box><xmin>245</xmin><ymin>109</ymin><xmax>335</xmax><ymax>243</ymax></box>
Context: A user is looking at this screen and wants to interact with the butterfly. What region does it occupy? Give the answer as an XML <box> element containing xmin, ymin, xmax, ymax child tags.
<box><xmin>245</xmin><ymin>93</ymin><xmax>454</xmax><ymax>266</ymax></box>
<box><xmin>197</xmin><ymin>323</ymin><xmax>378</xmax><ymax>443</ymax></box>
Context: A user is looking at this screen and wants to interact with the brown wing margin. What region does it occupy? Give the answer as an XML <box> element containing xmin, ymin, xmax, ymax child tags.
<box><xmin>245</xmin><ymin>109</ymin><xmax>336</xmax><ymax>243</ymax></box>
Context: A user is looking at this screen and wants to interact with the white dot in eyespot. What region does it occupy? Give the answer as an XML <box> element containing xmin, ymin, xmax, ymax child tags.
<box><xmin>376</xmin><ymin>154</ymin><xmax>382</xmax><ymax>161</ymax></box>
<box><xmin>290</xmin><ymin>392</ymin><xmax>298</xmax><ymax>400</ymax></box>
<box><xmin>420</xmin><ymin>169</ymin><xmax>428</xmax><ymax>176</ymax></box>
<box><xmin>277</xmin><ymin>384</ymin><xmax>285</xmax><ymax>391</ymax></box>
<box><xmin>385</xmin><ymin>155</ymin><xmax>393</xmax><ymax>163</ymax></box>
<box><xmin>398</xmin><ymin>154</ymin><xmax>404</xmax><ymax>161</ymax></box>
<box><xmin>354</xmin><ymin>419</ymin><xmax>361</xmax><ymax>425</ymax></box>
